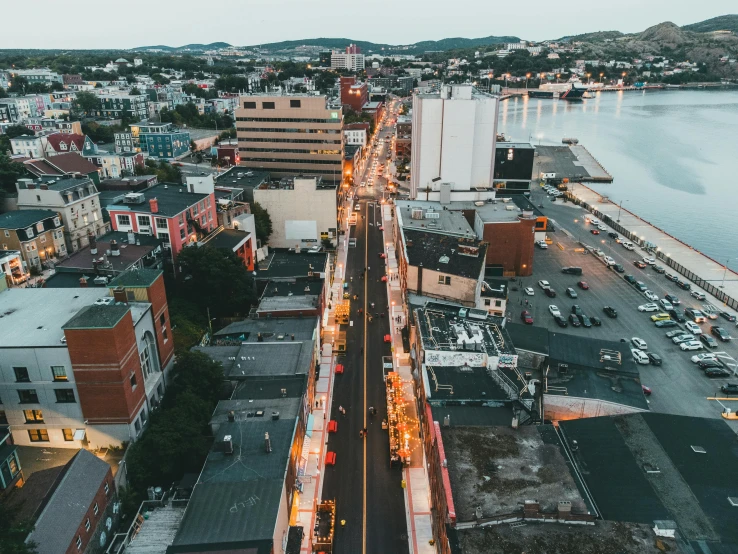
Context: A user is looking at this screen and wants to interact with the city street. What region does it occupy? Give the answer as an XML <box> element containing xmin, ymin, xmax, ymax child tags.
<box><xmin>522</xmin><ymin>186</ymin><xmax>738</xmax><ymax>430</ymax></box>
<box><xmin>321</xmin><ymin>105</ymin><xmax>410</xmax><ymax>553</ymax></box>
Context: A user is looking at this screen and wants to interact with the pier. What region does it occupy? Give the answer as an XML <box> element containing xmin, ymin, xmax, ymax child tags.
<box><xmin>536</xmin><ymin>145</ymin><xmax>613</xmax><ymax>183</ymax></box>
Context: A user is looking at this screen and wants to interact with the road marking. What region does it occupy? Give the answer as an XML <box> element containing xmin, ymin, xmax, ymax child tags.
<box><xmin>363</xmin><ymin>201</ymin><xmax>368</xmax><ymax>554</ymax></box>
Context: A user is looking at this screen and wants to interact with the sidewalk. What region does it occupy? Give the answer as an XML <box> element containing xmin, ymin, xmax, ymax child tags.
<box><xmin>297</xmin><ymin>214</ymin><xmax>351</xmax><ymax>554</ymax></box>
<box><xmin>380</xmin><ymin>203</ymin><xmax>436</xmax><ymax>554</ymax></box>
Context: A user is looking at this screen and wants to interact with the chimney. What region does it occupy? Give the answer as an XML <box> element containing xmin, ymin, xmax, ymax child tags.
<box><xmin>149</xmin><ymin>197</ymin><xmax>159</xmax><ymax>214</ymax></box>
<box><xmin>227</xmin><ymin>410</ymin><xmax>235</xmax><ymax>422</ymax></box>
<box><xmin>264</xmin><ymin>432</ymin><xmax>272</xmax><ymax>453</ymax></box>
<box><xmin>79</xmin><ymin>276</ymin><xmax>88</xmax><ymax>288</ymax></box>
<box><xmin>110</xmin><ymin>239</ymin><xmax>120</xmax><ymax>257</ymax></box>
<box><xmin>112</xmin><ymin>286</ymin><xmax>128</xmax><ymax>304</ymax></box>
<box><xmin>223</xmin><ymin>434</ymin><xmax>234</xmax><ymax>455</ymax></box>
<box><xmin>127</xmin><ymin>231</ymin><xmax>135</xmax><ymax>245</ymax></box>
<box><xmin>89</xmin><ymin>233</ymin><xmax>97</xmax><ymax>255</ymax></box>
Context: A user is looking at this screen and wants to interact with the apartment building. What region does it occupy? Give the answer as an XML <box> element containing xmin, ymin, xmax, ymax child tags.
<box><xmin>331</xmin><ymin>45</ymin><xmax>365</xmax><ymax>71</ymax></box>
<box><xmin>16</xmin><ymin>176</ymin><xmax>108</xmax><ymax>253</ymax></box>
<box><xmin>235</xmin><ymin>95</ymin><xmax>344</xmax><ymax>186</ymax></box>
<box><xmin>93</xmin><ymin>93</ymin><xmax>149</xmax><ymax>120</ymax></box>
<box><xmin>0</xmin><ymin>209</ymin><xmax>67</xmax><ymax>271</ymax></box>
<box><xmin>129</xmin><ymin>121</ymin><xmax>190</xmax><ymax>159</ymax></box>
<box><xmin>0</xmin><ymin>268</ymin><xmax>174</xmax><ymax>449</ymax></box>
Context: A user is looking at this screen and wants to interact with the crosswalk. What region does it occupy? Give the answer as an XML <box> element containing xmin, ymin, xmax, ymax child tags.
<box><xmin>715</xmin><ymin>351</ymin><xmax>738</xmax><ymax>375</ymax></box>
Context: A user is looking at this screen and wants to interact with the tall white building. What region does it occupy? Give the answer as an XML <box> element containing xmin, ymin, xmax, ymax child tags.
<box><xmin>410</xmin><ymin>84</ymin><xmax>500</xmax><ymax>201</ymax></box>
<box><xmin>331</xmin><ymin>52</ymin><xmax>365</xmax><ymax>72</ymax></box>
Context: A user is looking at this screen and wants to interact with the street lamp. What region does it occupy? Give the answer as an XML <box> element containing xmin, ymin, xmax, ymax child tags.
<box><xmin>617</xmin><ymin>199</ymin><xmax>628</xmax><ymax>222</ymax></box>
<box><xmin>556</xmin><ymin>73</ymin><xmax>560</xmax><ymax>83</ymax></box>
<box><xmin>599</xmin><ymin>72</ymin><xmax>604</xmax><ymax>84</ymax></box>
<box><xmin>525</xmin><ymin>73</ymin><xmax>531</xmax><ymax>89</ymax></box>
<box><xmin>721</xmin><ymin>259</ymin><xmax>738</xmax><ymax>288</ymax></box>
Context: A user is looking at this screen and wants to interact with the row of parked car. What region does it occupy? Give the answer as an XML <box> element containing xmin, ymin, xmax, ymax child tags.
<box><xmin>547</xmin><ymin>304</ymin><xmax>602</xmax><ymax>328</ymax></box>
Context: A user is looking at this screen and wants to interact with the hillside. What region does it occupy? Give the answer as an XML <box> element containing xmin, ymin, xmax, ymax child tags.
<box><xmin>134</xmin><ymin>42</ymin><xmax>231</xmax><ymax>52</ymax></box>
<box><xmin>683</xmin><ymin>14</ymin><xmax>738</xmax><ymax>34</ymax></box>
<box><xmin>558</xmin><ymin>30</ymin><xmax>625</xmax><ymax>43</ymax></box>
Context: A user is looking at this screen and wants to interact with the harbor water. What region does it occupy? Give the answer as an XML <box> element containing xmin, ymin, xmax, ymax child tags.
<box><xmin>498</xmin><ymin>89</ymin><xmax>738</xmax><ymax>270</ymax></box>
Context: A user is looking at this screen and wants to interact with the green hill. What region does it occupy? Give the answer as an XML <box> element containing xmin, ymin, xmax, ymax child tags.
<box><xmin>682</xmin><ymin>14</ymin><xmax>738</xmax><ymax>34</ymax></box>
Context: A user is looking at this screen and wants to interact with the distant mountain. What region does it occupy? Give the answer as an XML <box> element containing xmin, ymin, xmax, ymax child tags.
<box><xmin>133</xmin><ymin>42</ymin><xmax>231</xmax><ymax>52</ymax></box>
<box><xmin>682</xmin><ymin>14</ymin><xmax>738</xmax><ymax>34</ymax></box>
<box><xmin>638</xmin><ymin>22</ymin><xmax>692</xmax><ymax>46</ymax></box>
<box><xmin>558</xmin><ymin>31</ymin><xmax>625</xmax><ymax>43</ymax></box>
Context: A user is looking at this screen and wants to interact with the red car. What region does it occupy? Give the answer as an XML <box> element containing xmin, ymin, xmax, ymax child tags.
<box><xmin>577</xmin><ymin>281</ymin><xmax>589</xmax><ymax>290</ymax></box>
<box><xmin>641</xmin><ymin>385</ymin><xmax>652</xmax><ymax>396</ymax></box>
<box><xmin>590</xmin><ymin>229</ymin><xmax>600</xmax><ymax>235</ymax></box>
<box><xmin>521</xmin><ymin>310</ymin><xmax>534</xmax><ymax>325</ymax></box>
<box><xmin>379</xmin><ymin>253</ymin><xmax>387</xmax><ymax>258</ymax></box>
<box><xmin>633</xmin><ymin>260</ymin><xmax>647</xmax><ymax>269</ymax></box>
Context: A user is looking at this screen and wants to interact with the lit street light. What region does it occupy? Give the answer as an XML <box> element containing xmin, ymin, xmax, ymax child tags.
<box><xmin>617</xmin><ymin>199</ymin><xmax>629</xmax><ymax>222</ymax></box>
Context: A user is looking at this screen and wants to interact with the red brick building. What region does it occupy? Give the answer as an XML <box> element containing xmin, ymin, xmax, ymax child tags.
<box><xmin>340</xmin><ymin>76</ymin><xmax>368</xmax><ymax>113</ymax></box>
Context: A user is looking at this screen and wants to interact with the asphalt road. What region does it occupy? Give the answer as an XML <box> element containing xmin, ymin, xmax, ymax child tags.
<box><xmin>322</xmin><ymin>107</ymin><xmax>409</xmax><ymax>554</ymax></box>
<box><xmin>521</xmin><ymin>186</ymin><xmax>738</xmax><ymax>430</ymax></box>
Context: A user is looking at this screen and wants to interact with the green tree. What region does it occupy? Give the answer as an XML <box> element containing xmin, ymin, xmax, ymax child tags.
<box><xmin>251</xmin><ymin>202</ymin><xmax>273</xmax><ymax>244</ymax></box>
<box><xmin>129</xmin><ymin>86</ymin><xmax>141</xmax><ymax>95</ymax></box>
<box><xmin>0</xmin><ymin>154</ymin><xmax>26</xmax><ymax>195</ymax></box>
<box><xmin>0</xmin><ymin>502</ymin><xmax>38</xmax><ymax>554</ymax></box>
<box><xmin>3</xmin><ymin>125</ymin><xmax>33</xmax><ymax>139</ymax></box>
<box><xmin>134</xmin><ymin>159</ymin><xmax>182</xmax><ymax>183</ymax></box>
<box><xmin>167</xmin><ymin>350</ymin><xmax>226</xmax><ymax>407</ymax></box>
<box><xmin>8</xmin><ymin>76</ymin><xmax>28</xmax><ymax>93</ymax></box>
<box><xmin>72</xmin><ymin>91</ymin><xmax>100</xmax><ymax>117</ymax></box>
<box><xmin>175</xmin><ymin>247</ymin><xmax>256</xmax><ymax>317</ymax></box>
<box><xmin>168</xmin><ymin>297</ymin><xmax>207</xmax><ymax>353</ymax></box>
<box><xmin>0</xmin><ymin>86</ymin><xmax>8</xmax><ymax>98</ymax></box>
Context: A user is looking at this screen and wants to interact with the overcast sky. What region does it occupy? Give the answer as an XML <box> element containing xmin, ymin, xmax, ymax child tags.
<box><xmin>2</xmin><ymin>0</ymin><xmax>734</xmax><ymax>49</ymax></box>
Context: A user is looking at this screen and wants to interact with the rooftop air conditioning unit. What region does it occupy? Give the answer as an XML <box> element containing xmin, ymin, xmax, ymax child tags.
<box><xmin>411</xmin><ymin>208</ymin><xmax>424</xmax><ymax>220</ymax></box>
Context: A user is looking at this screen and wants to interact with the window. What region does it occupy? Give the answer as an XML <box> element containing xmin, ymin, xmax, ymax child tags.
<box><xmin>62</xmin><ymin>428</ymin><xmax>74</xmax><ymax>441</ymax></box>
<box><xmin>117</xmin><ymin>214</ymin><xmax>131</xmax><ymax>227</ymax></box>
<box><xmin>51</xmin><ymin>366</ymin><xmax>67</xmax><ymax>381</ymax></box>
<box><xmin>437</xmin><ymin>275</ymin><xmax>451</xmax><ymax>286</ymax></box>
<box><xmin>495</xmin><ymin>300</ymin><xmax>502</xmax><ymax>307</ymax></box>
<box><xmin>290</xmin><ymin>99</ymin><xmax>301</xmax><ymax>108</ymax></box>
<box><xmin>179</xmin><ymin>228</ymin><xmax>186</xmax><ymax>240</ymax></box>
<box><xmin>160</xmin><ymin>314</ymin><xmax>166</xmax><ymax>326</ymax></box>
<box><xmin>23</xmin><ymin>409</ymin><xmax>44</xmax><ymax>423</ymax></box>
<box><xmin>94</xmin><ymin>501</ymin><xmax>100</xmax><ymax>515</ymax></box>
<box><xmin>0</xmin><ymin>411</ymin><xmax>6</xmax><ymax>425</ymax></box>
<box><xmin>484</xmin><ymin>299</ymin><xmax>491</xmax><ymax>306</ymax></box>
<box><xmin>36</xmin><ymin>195</ymin><xmax>41</xmax><ymax>202</ymax></box>
<box><xmin>76</xmin><ymin>536</ymin><xmax>82</xmax><ymax>550</ymax></box>
<box><xmin>137</xmin><ymin>215</ymin><xmax>150</xmax><ymax>228</ymax></box>
<box><xmin>13</xmin><ymin>367</ymin><xmax>30</xmax><ymax>382</ymax></box>
<box><xmin>55</xmin><ymin>389</ymin><xmax>76</xmax><ymax>403</ymax></box>
<box><xmin>134</xmin><ymin>419</ymin><xmax>141</xmax><ymax>435</ymax></box>
<box><xmin>156</xmin><ymin>217</ymin><xmax>167</xmax><ymax>230</ymax></box>
<box><xmin>3</xmin><ymin>230</ymin><xmax>8</xmax><ymax>237</ymax></box>
<box><xmin>85</xmin><ymin>518</ymin><xmax>90</xmax><ymax>532</ymax></box>
<box><xmin>130</xmin><ymin>373</ymin><xmax>137</xmax><ymax>390</ymax></box>
<box><xmin>243</xmin><ymin>101</ymin><xmax>256</xmax><ymax>109</ymax></box>
<box><xmin>28</xmin><ymin>429</ymin><xmax>49</xmax><ymax>442</ymax></box>
<box><xmin>104</xmin><ymin>483</ymin><xmax>109</xmax><ymax>496</ymax></box>
<box><xmin>262</xmin><ymin>101</ymin><xmax>275</xmax><ymax>109</ymax></box>
<box><xmin>140</xmin><ymin>407</ymin><xmax>148</xmax><ymax>425</ymax></box>
<box><xmin>39</xmin><ymin>234</ymin><xmax>46</xmax><ymax>243</ymax></box>
<box><xmin>18</xmin><ymin>389</ymin><xmax>39</xmax><ymax>404</ymax></box>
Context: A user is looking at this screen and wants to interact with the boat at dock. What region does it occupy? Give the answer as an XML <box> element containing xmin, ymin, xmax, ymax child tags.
<box><xmin>528</xmin><ymin>82</ymin><xmax>587</xmax><ymax>100</ymax></box>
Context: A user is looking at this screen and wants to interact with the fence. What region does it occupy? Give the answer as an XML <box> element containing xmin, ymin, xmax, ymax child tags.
<box><xmin>565</xmin><ymin>192</ymin><xmax>738</xmax><ymax>311</ymax></box>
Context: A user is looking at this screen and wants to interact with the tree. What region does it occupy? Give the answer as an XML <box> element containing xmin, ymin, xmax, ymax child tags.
<box><xmin>129</xmin><ymin>86</ymin><xmax>141</xmax><ymax>95</ymax></box>
<box><xmin>175</xmin><ymin>247</ymin><xmax>256</xmax><ymax>317</ymax></box>
<box><xmin>8</xmin><ymin>77</ymin><xmax>28</xmax><ymax>93</ymax></box>
<box><xmin>134</xmin><ymin>159</ymin><xmax>182</xmax><ymax>183</ymax></box>
<box><xmin>0</xmin><ymin>154</ymin><xmax>26</xmax><ymax>195</ymax></box>
<box><xmin>3</xmin><ymin>125</ymin><xmax>33</xmax><ymax>139</ymax></box>
<box><xmin>167</xmin><ymin>350</ymin><xmax>226</xmax><ymax>407</ymax></box>
<box><xmin>0</xmin><ymin>502</ymin><xmax>38</xmax><ymax>554</ymax></box>
<box><xmin>0</xmin><ymin>86</ymin><xmax>8</xmax><ymax>98</ymax></box>
<box><xmin>251</xmin><ymin>202</ymin><xmax>273</xmax><ymax>244</ymax></box>
<box><xmin>72</xmin><ymin>91</ymin><xmax>100</xmax><ymax>117</ymax></box>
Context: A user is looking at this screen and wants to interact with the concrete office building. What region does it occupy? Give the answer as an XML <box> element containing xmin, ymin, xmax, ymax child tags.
<box><xmin>253</xmin><ymin>176</ymin><xmax>338</xmax><ymax>249</ymax></box>
<box><xmin>410</xmin><ymin>84</ymin><xmax>499</xmax><ymax>201</ymax></box>
<box><xmin>235</xmin><ymin>95</ymin><xmax>344</xmax><ymax>186</ymax></box>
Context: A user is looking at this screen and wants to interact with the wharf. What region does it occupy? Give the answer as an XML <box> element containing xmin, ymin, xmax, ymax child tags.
<box><xmin>566</xmin><ymin>182</ymin><xmax>738</xmax><ymax>312</ymax></box>
<box><xmin>536</xmin><ymin>145</ymin><xmax>613</xmax><ymax>183</ymax></box>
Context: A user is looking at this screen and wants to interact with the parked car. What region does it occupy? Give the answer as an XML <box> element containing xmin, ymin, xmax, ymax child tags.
<box><xmin>536</xmin><ymin>240</ymin><xmax>549</xmax><ymax>249</ymax></box>
<box><xmin>719</xmin><ymin>311</ymin><xmax>737</xmax><ymax>323</ymax></box>
<box><xmin>659</xmin><ymin>299</ymin><xmax>674</xmax><ymax>311</ymax></box>
<box><xmin>692</xmin><ymin>353</ymin><xmax>718</xmax><ymax>363</ymax></box>
<box><xmin>631</xmin><ymin>337</ymin><xmax>647</xmax><ymax>350</ymax></box>
<box><xmin>549</xmin><ymin>305</ymin><xmax>561</xmax><ymax>317</ymax></box>
<box><xmin>685</xmin><ymin>308</ymin><xmax>707</xmax><ymax>323</ymax></box>
<box><xmin>647</xmin><ymin>352</ymin><xmax>662</xmax><ymax>366</ymax></box>
<box><xmin>544</xmin><ymin>288</ymin><xmax>557</xmax><ymax>298</ymax></box>
<box><xmin>635</xmin><ymin>281</ymin><xmax>648</xmax><ymax>292</ymax></box>
<box><xmin>562</xmin><ymin>267</ymin><xmax>583</xmax><ymax>275</ymax></box>
<box><xmin>608</xmin><ymin>232</ymin><xmax>619</xmax><ymax>239</ymax></box>
<box><xmin>643</xmin><ymin>257</ymin><xmax>656</xmax><ymax>265</ymax></box>
<box><xmin>571</xmin><ymin>305</ymin><xmax>583</xmax><ymax>316</ymax></box>
<box><xmin>642</xmin><ymin>385</ymin><xmax>653</xmax><ymax>395</ymax></box>
<box><xmin>666</xmin><ymin>330</ymin><xmax>685</xmax><ymax>339</ymax></box>
<box><xmin>677</xmin><ymin>281</ymin><xmax>691</xmax><ymax>291</ymax></box>
<box><xmin>698</xmin><ymin>359</ymin><xmax>725</xmax><ymax>370</ymax></box>
<box><xmin>604</xmin><ymin>256</ymin><xmax>616</xmax><ymax>266</ymax></box>
<box><xmin>633</xmin><ymin>260</ymin><xmax>647</xmax><ymax>269</ymax></box>
<box><xmin>680</xmin><ymin>340</ymin><xmax>703</xmax><ymax>351</ymax></box>
<box><xmin>655</xmin><ymin>320</ymin><xmax>678</xmax><ymax>328</ymax></box>
<box><xmin>569</xmin><ymin>314</ymin><xmax>582</xmax><ymax>327</ymax></box>
<box><xmin>603</xmin><ymin>306</ymin><xmax>618</xmax><ymax>318</ymax></box>
<box><xmin>566</xmin><ymin>287</ymin><xmax>578</xmax><ymax>299</ymax></box>
<box><xmin>720</xmin><ymin>384</ymin><xmax>738</xmax><ymax>395</ymax></box>
<box><xmin>653</xmin><ymin>265</ymin><xmax>666</xmax><ymax>274</ymax></box>
<box><xmin>638</xmin><ymin>303</ymin><xmax>659</xmax><ymax>312</ymax></box>
<box><xmin>700</xmin><ymin>334</ymin><xmax>718</xmax><ymax>348</ymax></box>
<box><xmin>611</xmin><ymin>263</ymin><xmax>625</xmax><ymax>273</ymax></box>
<box><xmin>521</xmin><ymin>310</ymin><xmax>534</xmax><ymax>325</ymax></box>
<box><xmin>632</xmin><ymin>349</ymin><xmax>649</xmax><ymax>364</ymax></box>
<box><xmin>644</xmin><ymin>291</ymin><xmax>659</xmax><ymax>301</ymax></box>
<box><xmin>577</xmin><ymin>281</ymin><xmax>589</xmax><ymax>290</ymax></box>
<box><xmin>579</xmin><ymin>314</ymin><xmax>592</xmax><ymax>328</ymax></box>
<box><xmin>524</xmin><ymin>287</ymin><xmax>535</xmax><ymax>296</ymax></box>
<box><xmin>711</xmin><ymin>326</ymin><xmax>731</xmax><ymax>342</ymax></box>
<box><xmin>590</xmin><ymin>316</ymin><xmax>602</xmax><ymax>327</ymax></box>
<box><xmin>650</xmin><ymin>313</ymin><xmax>671</xmax><ymax>322</ymax></box>
<box><xmin>538</xmin><ymin>280</ymin><xmax>551</xmax><ymax>289</ymax></box>
<box><xmin>624</xmin><ymin>274</ymin><xmax>637</xmax><ymax>284</ymax></box>
<box><xmin>668</xmin><ymin>309</ymin><xmax>687</xmax><ymax>323</ymax></box>
<box><xmin>672</xmin><ymin>334</ymin><xmax>694</xmax><ymax>344</ymax></box>
<box><xmin>705</xmin><ymin>368</ymin><xmax>732</xmax><ymax>378</ymax></box>
<box><xmin>665</xmin><ymin>272</ymin><xmax>678</xmax><ymax>281</ymax></box>
<box><xmin>685</xmin><ymin>321</ymin><xmax>703</xmax><ymax>335</ymax></box>
<box><xmin>554</xmin><ymin>315</ymin><xmax>568</xmax><ymax>327</ymax></box>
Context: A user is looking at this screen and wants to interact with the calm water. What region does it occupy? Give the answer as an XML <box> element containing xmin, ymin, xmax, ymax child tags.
<box><xmin>498</xmin><ymin>89</ymin><xmax>738</xmax><ymax>270</ymax></box>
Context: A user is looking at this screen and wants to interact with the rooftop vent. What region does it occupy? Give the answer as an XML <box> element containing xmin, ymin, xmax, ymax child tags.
<box><xmin>223</xmin><ymin>435</ymin><xmax>234</xmax><ymax>455</ymax></box>
<box><xmin>265</xmin><ymin>432</ymin><xmax>272</xmax><ymax>453</ymax></box>
<box><xmin>691</xmin><ymin>446</ymin><xmax>706</xmax><ymax>454</ymax></box>
<box><xmin>438</xmin><ymin>255</ymin><xmax>450</xmax><ymax>264</ymax></box>
<box><xmin>729</xmin><ymin>497</ymin><xmax>738</xmax><ymax>507</ymax></box>
<box><xmin>411</xmin><ymin>208</ymin><xmax>424</xmax><ymax>220</ymax></box>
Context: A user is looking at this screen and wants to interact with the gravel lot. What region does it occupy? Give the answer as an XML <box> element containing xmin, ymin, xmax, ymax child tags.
<box><xmin>514</xmin><ymin>188</ymin><xmax>738</xmax><ymax>430</ymax></box>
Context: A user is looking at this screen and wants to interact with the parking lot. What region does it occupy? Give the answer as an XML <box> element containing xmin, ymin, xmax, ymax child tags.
<box><xmin>513</xmin><ymin>188</ymin><xmax>738</xmax><ymax>428</ymax></box>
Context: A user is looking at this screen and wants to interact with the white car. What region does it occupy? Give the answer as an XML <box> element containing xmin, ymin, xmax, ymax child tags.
<box><xmin>631</xmin><ymin>337</ymin><xmax>648</xmax><ymax>350</ymax></box>
<box><xmin>643</xmin><ymin>257</ymin><xmax>656</xmax><ymax>265</ymax></box>
<box><xmin>692</xmin><ymin>353</ymin><xmax>718</xmax><ymax>363</ymax></box>
<box><xmin>597</xmin><ymin>224</ymin><xmax>607</xmax><ymax>231</ymax></box>
<box><xmin>659</xmin><ymin>299</ymin><xmax>673</xmax><ymax>311</ymax></box>
<box><xmin>644</xmin><ymin>291</ymin><xmax>659</xmax><ymax>302</ymax></box>
<box><xmin>638</xmin><ymin>303</ymin><xmax>659</xmax><ymax>312</ymax></box>
<box><xmin>680</xmin><ymin>340</ymin><xmax>703</xmax><ymax>351</ymax></box>
<box><xmin>538</xmin><ymin>280</ymin><xmax>551</xmax><ymax>290</ymax></box>
<box><xmin>684</xmin><ymin>321</ymin><xmax>703</xmax><ymax>335</ymax></box>
<box><xmin>524</xmin><ymin>287</ymin><xmax>535</xmax><ymax>296</ymax></box>
<box><xmin>536</xmin><ymin>240</ymin><xmax>549</xmax><ymax>249</ymax></box>
<box><xmin>691</xmin><ymin>290</ymin><xmax>706</xmax><ymax>300</ymax></box>
<box><xmin>549</xmin><ymin>305</ymin><xmax>561</xmax><ymax>317</ymax></box>
<box><xmin>632</xmin><ymin>349</ymin><xmax>650</xmax><ymax>364</ymax></box>
<box><xmin>672</xmin><ymin>334</ymin><xmax>694</xmax><ymax>344</ymax></box>
<box><xmin>589</xmin><ymin>218</ymin><xmax>601</xmax><ymax>226</ymax></box>
<box><xmin>604</xmin><ymin>256</ymin><xmax>615</xmax><ymax>266</ymax></box>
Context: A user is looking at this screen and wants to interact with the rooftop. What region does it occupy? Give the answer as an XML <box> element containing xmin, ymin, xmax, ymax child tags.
<box><xmin>213</xmin><ymin>316</ymin><xmax>318</xmax><ymax>344</ymax></box>
<box><xmin>404</xmin><ymin>229</ymin><xmax>486</xmax><ymax>279</ymax></box>
<box><xmin>256</xmin><ymin>250</ymin><xmax>328</xmax><ymax>280</ymax></box>
<box><xmin>26</xmin><ymin>449</ymin><xmax>111</xmax><ymax>554</ymax></box>
<box><xmin>62</xmin><ymin>303</ymin><xmax>131</xmax><ymax>330</ymax></box>
<box><xmin>215</xmin><ymin>168</ymin><xmax>271</xmax><ymax>190</ymax></box>
<box><xmin>108</xmin><ymin>267</ymin><xmax>163</xmax><ymax>288</ymax></box>
<box><xmin>396</xmin><ymin>200</ymin><xmax>476</xmax><ymax>238</ymax></box>
<box><xmin>55</xmin><ymin>232</ymin><xmax>162</xmax><ymax>274</ymax></box>
<box><xmin>232</xmin><ymin>375</ymin><xmax>308</xmax><ymax>401</ymax></box>
<box><xmin>105</xmin><ymin>183</ymin><xmax>209</xmax><ymax>217</ymax></box>
<box><xmin>196</xmin><ymin>341</ymin><xmax>312</xmax><ymax>379</ymax></box>
<box><xmin>200</xmin><ymin>228</ymin><xmax>251</xmax><ymax>252</ymax></box>
<box><xmin>0</xmin><ymin>209</ymin><xmax>59</xmax><ymax>230</ymax></box>
<box><xmin>560</xmin><ymin>413</ymin><xmax>738</xmax><ymax>550</ymax></box>
<box><xmin>424</xmin><ymin>365</ymin><xmax>509</xmax><ymax>402</ymax></box>
<box><xmin>505</xmin><ymin>323</ymin><xmax>550</xmax><ymax>356</ymax></box>
<box><xmin>0</xmin><ymin>288</ymin><xmax>111</xmax><ymax>347</ymax></box>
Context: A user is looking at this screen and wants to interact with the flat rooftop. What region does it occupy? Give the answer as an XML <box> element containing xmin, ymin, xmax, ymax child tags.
<box><xmin>213</xmin><ymin>316</ymin><xmax>318</xmax><ymax>343</ymax></box>
<box><xmin>403</xmin><ymin>229</ymin><xmax>487</xmax><ymax>279</ymax></box>
<box><xmin>55</xmin><ymin>231</ymin><xmax>161</xmax><ymax>272</ymax></box>
<box><xmin>454</xmin><ymin>199</ymin><xmax>531</xmax><ymax>223</ymax></box>
<box><xmin>396</xmin><ymin>200</ymin><xmax>476</xmax><ymax>238</ymax></box>
<box><xmin>105</xmin><ymin>183</ymin><xmax>208</xmax><ymax>217</ymax></box>
<box><xmin>0</xmin><ymin>288</ymin><xmax>111</xmax><ymax>347</ymax></box>
<box><xmin>443</xmin><ymin>425</ymin><xmax>586</xmax><ymax>522</ymax></box>
<box><xmin>256</xmin><ymin>250</ymin><xmax>328</xmax><ymax>280</ymax></box>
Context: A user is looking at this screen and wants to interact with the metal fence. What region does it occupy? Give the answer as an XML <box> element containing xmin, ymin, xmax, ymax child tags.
<box><xmin>565</xmin><ymin>193</ymin><xmax>738</xmax><ymax>311</ymax></box>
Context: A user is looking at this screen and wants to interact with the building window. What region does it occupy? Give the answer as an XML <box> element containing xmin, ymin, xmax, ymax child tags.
<box><xmin>290</xmin><ymin>99</ymin><xmax>301</xmax><ymax>108</ymax></box>
<box><xmin>85</xmin><ymin>518</ymin><xmax>90</xmax><ymax>532</ymax></box>
<box><xmin>39</xmin><ymin>235</ymin><xmax>46</xmax><ymax>243</ymax></box>
<box><xmin>140</xmin><ymin>407</ymin><xmax>148</xmax><ymax>425</ymax></box>
<box><xmin>62</xmin><ymin>428</ymin><xmax>74</xmax><ymax>441</ymax></box>
<box><xmin>18</xmin><ymin>389</ymin><xmax>39</xmax><ymax>404</ymax></box>
<box><xmin>437</xmin><ymin>275</ymin><xmax>451</xmax><ymax>285</ymax></box>
<box><xmin>507</xmin><ymin>149</ymin><xmax>514</xmax><ymax>161</ymax></box>
<box><xmin>0</xmin><ymin>411</ymin><xmax>7</xmax><ymax>425</ymax></box>
<box><xmin>180</xmin><ymin>228</ymin><xmax>185</xmax><ymax>240</ymax></box>
<box><xmin>117</xmin><ymin>214</ymin><xmax>131</xmax><ymax>227</ymax></box>
<box><xmin>51</xmin><ymin>366</ymin><xmax>67</xmax><ymax>381</ymax></box>
<box><xmin>28</xmin><ymin>429</ymin><xmax>49</xmax><ymax>442</ymax></box>
<box><xmin>134</xmin><ymin>419</ymin><xmax>141</xmax><ymax>435</ymax></box>
<box><xmin>23</xmin><ymin>409</ymin><xmax>44</xmax><ymax>423</ymax></box>
<box><xmin>156</xmin><ymin>217</ymin><xmax>168</xmax><ymax>230</ymax></box>
<box><xmin>104</xmin><ymin>483</ymin><xmax>109</xmax><ymax>496</ymax></box>
<box><xmin>484</xmin><ymin>299</ymin><xmax>491</xmax><ymax>306</ymax></box>
<box><xmin>55</xmin><ymin>389</ymin><xmax>76</xmax><ymax>403</ymax></box>
<box><xmin>495</xmin><ymin>300</ymin><xmax>502</xmax><ymax>307</ymax></box>
<box><xmin>160</xmin><ymin>314</ymin><xmax>166</xmax><ymax>326</ymax></box>
<box><xmin>130</xmin><ymin>373</ymin><xmax>137</xmax><ymax>390</ymax></box>
<box><xmin>137</xmin><ymin>215</ymin><xmax>150</xmax><ymax>228</ymax></box>
<box><xmin>262</xmin><ymin>101</ymin><xmax>275</xmax><ymax>109</ymax></box>
<box><xmin>94</xmin><ymin>501</ymin><xmax>100</xmax><ymax>514</ymax></box>
<box><xmin>76</xmin><ymin>536</ymin><xmax>82</xmax><ymax>550</ymax></box>
<box><xmin>13</xmin><ymin>367</ymin><xmax>30</xmax><ymax>383</ymax></box>
<box><xmin>244</xmin><ymin>101</ymin><xmax>256</xmax><ymax>109</ymax></box>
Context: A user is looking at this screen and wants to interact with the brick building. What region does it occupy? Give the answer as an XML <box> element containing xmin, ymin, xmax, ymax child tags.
<box><xmin>340</xmin><ymin>76</ymin><xmax>368</xmax><ymax>113</ymax></box>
